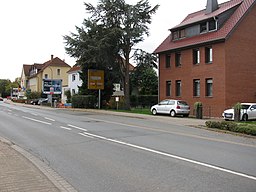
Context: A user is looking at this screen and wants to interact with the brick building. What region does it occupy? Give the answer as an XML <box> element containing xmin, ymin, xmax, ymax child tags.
<box><xmin>154</xmin><ymin>0</ymin><xmax>256</xmax><ymax>117</ymax></box>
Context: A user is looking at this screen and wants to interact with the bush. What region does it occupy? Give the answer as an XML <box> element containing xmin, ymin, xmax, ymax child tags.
<box><xmin>71</xmin><ymin>95</ymin><xmax>96</xmax><ymax>108</ymax></box>
<box><xmin>205</xmin><ymin>121</ymin><xmax>256</xmax><ymax>136</ymax></box>
<box><xmin>130</xmin><ymin>95</ymin><xmax>158</xmax><ymax>108</ymax></box>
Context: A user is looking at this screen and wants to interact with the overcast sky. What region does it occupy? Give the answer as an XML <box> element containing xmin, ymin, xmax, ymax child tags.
<box><xmin>0</xmin><ymin>0</ymin><xmax>226</xmax><ymax>81</ymax></box>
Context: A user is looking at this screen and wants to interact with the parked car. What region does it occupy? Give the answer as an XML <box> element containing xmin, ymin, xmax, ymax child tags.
<box><xmin>223</xmin><ymin>103</ymin><xmax>256</xmax><ymax>121</ymax></box>
<box><xmin>30</xmin><ymin>98</ymin><xmax>48</xmax><ymax>105</ymax></box>
<box><xmin>0</xmin><ymin>97</ymin><xmax>3</xmax><ymax>101</ymax></box>
<box><xmin>151</xmin><ymin>99</ymin><xmax>190</xmax><ymax>117</ymax></box>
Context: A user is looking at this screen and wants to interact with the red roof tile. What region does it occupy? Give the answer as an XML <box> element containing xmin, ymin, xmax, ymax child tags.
<box><xmin>154</xmin><ymin>0</ymin><xmax>255</xmax><ymax>53</ymax></box>
<box><xmin>38</xmin><ymin>57</ymin><xmax>71</xmax><ymax>73</ymax></box>
<box><xmin>67</xmin><ymin>65</ymin><xmax>81</xmax><ymax>73</ymax></box>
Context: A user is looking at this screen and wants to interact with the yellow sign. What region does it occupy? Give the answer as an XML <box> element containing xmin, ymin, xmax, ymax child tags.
<box><xmin>88</xmin><ymin>70</ymin><xmax>104</xmax><ymax>90</ymax></box>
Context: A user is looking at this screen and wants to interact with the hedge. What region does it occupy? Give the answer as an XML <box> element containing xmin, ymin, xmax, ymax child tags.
<box><xmin>205</xmin><ymin>121</ymin><xmax>256</xmax><ymax>136</ymax></box>
<box><xmin>71</xmin><ymin>95</ymin><xmax>96</xmax><ymax>108</ymax></box>
<box><xmin>130</xmin><ymin>95</ymin><xmax>158</xmax><ymax>108</ymax></box>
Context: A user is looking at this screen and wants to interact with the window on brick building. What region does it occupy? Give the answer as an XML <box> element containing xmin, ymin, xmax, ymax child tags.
<box><xmin>200</xmin><ymin>22</ymin><xmax>207</xmax><ymax>33</ymax></box>
<box><xmin>206</xmin><ymin>78</ymin><xmax>213</xmax><ymax>97</ymax></box>
<box><xmin>205</xmin><ymin>47</ymin><xmax>213</xmax><ymax>63</ymax></box>
<box><xmin>166</xmin><ymin>81</ymin><xmax>171</xmax><ymax>96</ymax></box>
<box><xmin>193</xmin><ymin>79</ymin><xmax>200</xmax><ymax>97</ymax></box>
<box><xmin>176</xmin><ymin>80</ymin><xmax>181</xmax><ymax>97</ymax></box>
<box><xmin>179</xmin><ymin>29</ymin><xmax>186</xmax><ymax>38</ymax></box>
<box><xmin>57</xmin><ymin>69</ymin><xmax>61</xmax><ymax>75</ymax></box>
<box><xmin>165</xmin><ymin>54</ymin><xmax>171</xmax><ymax>68</ymax></box>
<box><xmin>193</xmin><ymin>49</ymin><xmax>200</xmax><ymax>64</ymax></box>
<box><xmin>209</xmin><ymin>19</ymin><xmax>217</xmax><ymax>31</ymax></box>
<box><xmin>173</xmin><ymin>31</ymin><xmax>179</xmax><ymax>40</ymax></box>
<box><xmin>44</xmin><ymin>74</ymin><xmax>48</xmax><ymax>79</ymax></box>
<box><xmin>175</xmin><ymin>52</ymin><xmax>181</xmax><ymax>67</ymax></box>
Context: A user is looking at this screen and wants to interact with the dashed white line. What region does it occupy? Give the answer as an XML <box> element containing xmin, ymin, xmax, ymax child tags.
<box><xmin>79</xmin><ymin>132</ymin><xmax>94</xmax><ymax>138</ymax></box>
<box><xmin>44</xmin><ymin>117</ymin><xmax>55</xmax><ymax>122</ymax></box>
<box><xmin>60</xmin><ymin>126</ymin><xmax>72</xmax><ymax>131</ymax></box>
<box><xmin>68</xmin><ymin>124</ymin><xmax>87</xmax><ymax>132</ymax></box>
<box><xmin>22</xmin><ymin>116</ymin><xmax>52</xmax><ymax>125</ymax></box>
<box><xmin>80</xmin><ymin>131</ymin><xmax>256</xmax><ymax>181</ymax></box>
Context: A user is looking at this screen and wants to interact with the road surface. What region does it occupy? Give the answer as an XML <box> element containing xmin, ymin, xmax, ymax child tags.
<box><xmin>0</xmin><ymin>101</ymin><xmax>256</xmax><ymax>191</ymax></box>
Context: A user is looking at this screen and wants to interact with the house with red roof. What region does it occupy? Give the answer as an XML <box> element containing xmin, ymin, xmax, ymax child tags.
<box><xmin>20</xmin><ymin>55</ymin><xmax>71</xmax><ymax>101</ymax></box>
<box><xmin>154</xmin><ymin>0</ymin><xmax>256</xmax><ymax>117</ymax></box>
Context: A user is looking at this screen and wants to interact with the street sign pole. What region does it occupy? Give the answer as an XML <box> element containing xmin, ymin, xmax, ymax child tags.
<box><xmin>98</xmin><ymin>89</ymin><xmax>101</xmax><ymax>109</ymax></box>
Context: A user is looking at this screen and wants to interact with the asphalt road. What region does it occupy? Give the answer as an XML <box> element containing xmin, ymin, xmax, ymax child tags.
<box><xmin>0</xmin><ymin>101</ymin><xmax>256</xmax><ymax>192</ymax></box>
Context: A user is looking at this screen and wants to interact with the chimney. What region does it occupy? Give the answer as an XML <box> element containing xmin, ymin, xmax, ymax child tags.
<box><xmin>206</xmin><ymin>0</ymin><xmax>219</xmax><ymax>14</ymax></box>
<box><xmin>51</xmin><ymin>54</ymin><xmax>54</xmax><ymax>60</ymax></box>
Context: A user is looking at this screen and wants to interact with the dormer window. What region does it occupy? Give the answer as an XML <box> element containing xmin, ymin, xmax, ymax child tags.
<box><xmin>179</xmin><ymin>29</ymin><xmax>186</xmax><ymax>38</ymax></box>
<box><xmin>173</xmin><ymin>31</ymin><xmax>179</xmax><ymax>40</ymax></box>
<box><xmin>200</xmin><ymin>19</ymin><xmax>217</xmax><ymax>34</ymax></box>
<box><xmin>209</xmin><ymin>19</ymin><xmax>217</xmax><ymax>31</ymax></box>
<box><xmin>200</xmin><ymin>22</ymin><xmax>207</xmax><ymax>33</ymax></box>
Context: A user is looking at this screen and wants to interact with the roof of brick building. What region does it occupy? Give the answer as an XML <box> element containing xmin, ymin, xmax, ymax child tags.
<box><xmin>154</xmin><ymin>0</ymin><xmax>255</xmax><ymax>53</ymax></box>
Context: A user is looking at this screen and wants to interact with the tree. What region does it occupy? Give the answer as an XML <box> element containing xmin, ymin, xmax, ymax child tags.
<box><xmin>130</xmin><ymin>50</ymin><xmax>158</xmax><ymax>95</ymax></box>
<box><xmin>64</xmin><ymin>0</ymin><xmax>159</xmax><ymax>110</ymax></box>
<box><xmin>64</xmin><ymin>19</ymin><xmax>122</xmax><ymax>107</ymax></box>
<box><xmin>0</xmin><ymin>79</ymin><xmax>19</xmax><ymax>97</ymax></box>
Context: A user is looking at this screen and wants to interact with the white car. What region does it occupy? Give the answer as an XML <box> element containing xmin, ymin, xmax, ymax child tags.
<box><xmin>151</xmin><ymin>99</ymin><xmax>190</xmax><ymax>117</ymax></box>
<box><xmin>223</xmin><ymin>103</ymin><xmax>256</xmax><ymax>121</ymax></box>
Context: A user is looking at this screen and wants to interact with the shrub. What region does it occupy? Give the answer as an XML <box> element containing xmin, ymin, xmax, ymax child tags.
<box><xmin>130</xmin><ymin>95</ymin><xmax>158</xmax><ymax>108</ymax></box>
<box><xmin>71</xmin><ymin>95</ymin><xmax>96</xmax><ymax>108</ymax></box>
<box><xmin>205</xmin><ymin>121</ymin><xmax>256</xmax><ymax>136</ymax></box>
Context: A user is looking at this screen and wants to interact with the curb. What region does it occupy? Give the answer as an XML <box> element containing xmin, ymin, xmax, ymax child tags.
<box><xmin>0</xmin><ymin>136</ymin><xmax>78</xmax><ymax>192</ymax></box>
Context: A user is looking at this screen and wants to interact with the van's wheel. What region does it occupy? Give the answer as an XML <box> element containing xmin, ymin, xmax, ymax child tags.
<box><xmin>152</xmin><ymin>109</ymin><xmax>157</xmax><ymax>115</ymax></box>
<box><xmin>170</xmin><ymin>110</ymin><xmax>176</xmax><ymax>117</ymax></box>
<box><xmin>242</xmin><ymin>114</ymin><xmax>248</xmax><ymax>121</ymax></box>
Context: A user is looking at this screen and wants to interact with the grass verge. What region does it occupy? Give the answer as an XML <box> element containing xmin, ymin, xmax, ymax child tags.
<box><xmin>205</xmin><ymin>121</ymin><xmax>256</xmax><ymax>136</ymax></box>
<box><xmin>111</xmin><ymin>108</ymin><xmax>152</xmax><ymax>115</ymax></box>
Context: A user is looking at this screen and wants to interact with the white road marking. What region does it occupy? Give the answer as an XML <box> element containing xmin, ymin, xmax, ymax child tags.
<box><xmin>30</xmin><ymin>113</ymin><xmax>38</xmax><ymax>116</ymax></box>
<box><xmin>60</xmin><ymin>126</ymin><xmax>72</xmax><ymax>131</ymax></box>
<box><xmin>44</xmin><ymin>117</ymin><xmax>55</xmax><ymax>122</ymax></box>
<box><xmin>78</xmin><ymin>132</ymin><xmax>94</xmax><ymax>138</ymax></box>
<box><xmin>22</xmin><ymin>116</ymin><xmax>52</xmax><ymax>125</ymax></box>
<box><xmin>84</xmin><ymin>117</ymin><xmax>256</xmax><ymax>148</ymax></box>
<box><xmin>81</xmin><ymin>131</ymin><xmax>256</xmax><ymax>181</ymax></box>
<box><xmin>68</xmin><ymin>124</ymin><xmax>87</xmax><ymax>132</ymax></box>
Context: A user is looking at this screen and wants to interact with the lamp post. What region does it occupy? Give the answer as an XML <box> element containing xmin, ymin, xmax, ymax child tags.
<box><xmin>48</xmin><ymin>66</ymin><xmax>54</xmax><ymax>107</ymax></box>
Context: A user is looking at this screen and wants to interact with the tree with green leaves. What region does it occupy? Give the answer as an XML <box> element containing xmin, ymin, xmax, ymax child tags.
<box><xmin>130</xmin><ymin>50</ymin><xmax>158</xmax><ymax>95</ymax></box>
<box><xmin>0</xmin><ymin>79</ymin><xmax>19</xmax><ymax>97</ymax></box>
<box><xmin>64</xmin><ymin>0</ymin><xmax>159</xmax><ymax>109</ymax></box>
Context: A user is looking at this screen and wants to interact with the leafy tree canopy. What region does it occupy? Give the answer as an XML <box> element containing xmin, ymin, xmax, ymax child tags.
<box><xmin>130</xmin><ymin>50</ymin><xmax>158</xmax><ymax>95</ymax></box>
<box><xmin>64</xmin><ymin>0</ymin><xmax>159</xmax><ymax>109</ymax></box>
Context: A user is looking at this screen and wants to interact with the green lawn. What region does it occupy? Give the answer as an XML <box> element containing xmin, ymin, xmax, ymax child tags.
<box><xmin>112</xmin><ymin>108</ymin><xmax>152</xmax><ymax>115</ymax></box>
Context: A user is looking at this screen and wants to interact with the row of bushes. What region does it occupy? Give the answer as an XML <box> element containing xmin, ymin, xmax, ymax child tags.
<box><xmin>130</xmin><ymin>95</ymin><xmax>158</xmax><ymax>108</ymax></box>
<box><xmin>107</xmin><ymin>95</ymin><xmax>158</xmax><ymax>109</ymax></box>
<box><xmin>205</xmin><ymin>121</ymin><xmax>256</xmax><ymax>136</ymax></box>
<box><xmin>71</xmin><ymin>95</ymin><xmax>97</xmax><ymax>108</ymax></box>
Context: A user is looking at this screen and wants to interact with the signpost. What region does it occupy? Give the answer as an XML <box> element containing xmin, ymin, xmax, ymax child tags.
<box><xmin>88</xmin><ymin>70</ymin><xmax>104</xmax><ymax>109</ymax></box>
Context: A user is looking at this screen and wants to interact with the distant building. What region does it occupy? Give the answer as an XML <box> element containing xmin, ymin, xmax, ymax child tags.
<box><xmin>154</xmin><ymin>0</ymin><xmax>256</xmax><ymax>117</ymax></box>
<box><xmin>21</xmin><ymin>55</ymin><xmax>71</xmax><ymax>100</ymax></box>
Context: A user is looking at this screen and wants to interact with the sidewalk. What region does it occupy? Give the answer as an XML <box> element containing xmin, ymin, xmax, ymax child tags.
<box><xmin>0</xmin><ymin>137</ymin><xmax>77</xmax><ymax>192</ymax></box>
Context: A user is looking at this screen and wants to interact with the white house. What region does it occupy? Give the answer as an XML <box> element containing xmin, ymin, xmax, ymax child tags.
<box><xmin>67</xmin><ymin>65</ymin><xmax>82</xmax><ymax>96</ymax></box>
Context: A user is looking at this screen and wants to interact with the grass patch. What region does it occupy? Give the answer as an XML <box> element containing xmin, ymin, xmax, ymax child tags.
<box><xmin>112</xmin><ymin>108</ymin><xmax>152</xmax><ymax>115</ymax></box>
<box><xmin>205</xmin><ymin>121</ymin><xmax>256</xmax><ymax>136</ymax></box>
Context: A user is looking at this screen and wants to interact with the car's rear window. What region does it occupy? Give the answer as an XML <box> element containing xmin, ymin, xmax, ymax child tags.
<box><xmin>178</xmin><ymin>101</ymin><xmax>188</xmax><ymax>105</ymax></box>
<box><xmin>241</xmin><ymin>105</ymin><xmax>250</xmax><ymax>110</ymax></box>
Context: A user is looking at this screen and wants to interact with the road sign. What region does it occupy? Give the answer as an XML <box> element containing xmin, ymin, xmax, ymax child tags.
<box><xmin>88</xmin><ymin>70</ymin><xmax>104</xmax><ymax>90</ymax></box>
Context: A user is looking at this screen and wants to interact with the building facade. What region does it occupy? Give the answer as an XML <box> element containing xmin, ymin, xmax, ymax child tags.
<box><xmin>155</xmin><ymin>0</ymin><xmax>256</xmax><ymax>117</ymax></box>
<box><xmin>21</xmin><ymin>55</ymin><xmax>71</xmax><ymax>100</ymax></box>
